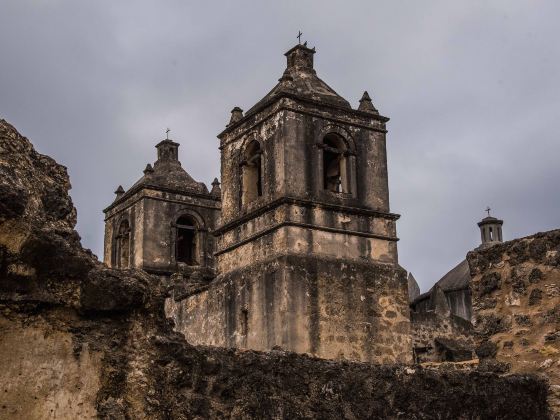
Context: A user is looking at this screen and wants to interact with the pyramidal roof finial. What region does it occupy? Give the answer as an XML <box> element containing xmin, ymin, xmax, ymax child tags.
<box><xmin>228</xmin><ymin>107</ymin><xmax>244</xmax><ymax>126</ymax></box>
<box><xmin>211</xmin><ymin>177</ymin><xmax>221</xmax><ymax>197</ymax></box>
<box><xmin>144</xmin><ymin>163</ymin><xmax>154</xmax><ymax>175</ymax></box>
<box><xmin>285</xmin><ymin>43</ymin><xmax>316</xmax><ymax>72</ymax></box>
<box><xmin>114</xmin><ymin>185</ymin><xmax>125</xmax><ymax>200</ymax></box>
<box><xmin>358</xmin><ymin>91</ymin><xmax>379</xmax><ymax>114</ymax></box>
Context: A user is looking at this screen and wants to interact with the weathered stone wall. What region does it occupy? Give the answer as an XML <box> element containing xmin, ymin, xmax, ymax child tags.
<box><xmin>467</xmin><ymin>229</ymin><xmax>560</xmax><ymax>413</ymax></box>
<box><xmin>103</xmin><ymin>188</ymin><xmax>220</xmax><ymax>274</ymax></box>
<box><xmin>411</xmin><ymin>311</ymin><xmax>475</xmax><ymax>363</ymax></box>
<box><xmin>225</xmin><ymin>105</ymin><xmax>390</xmax><ymax>213</ymax></box>
<box><xmin>216</xmin><ymin>222</ymin><xmax>397</xmax><ymax>275</ymax></box>
<box><xmin>140</xmin><ymin>192</ymin><xmax>219</xmax><ymax>273</ymax></box>
<box><xmin>168</xmin><ymin>348</ymin><xmax>548</xmax><ymax>419</ymax></box>
<box><xmin>167</xmin><ymin>254</ymin><xmax>412</xmax><ymax>363</ymax></box>
<box><xmin>0</xmin><ymin>119</ymin><xmax>552</xmax><ymax>418</ymax></box>
<box><xmin>0</xmin><ymin>306</ymin><xmax>551</xmax><ymax>419</ymax></box>
<box><xmin>102</xmin><ymin>193</ymin><xmax>143</xmax><ymax>268</ymax></box>
<box><xmin>219</xmin><ymin>96</ymin><xmax>391</xmax><ymax>217</ymax></box>
<box><xmin>0</xmin><ymin>316</ymin><xmax>101</xmax><ymax>419</ymax></box>
<box><xmin>216</xmin><ymin>101</ymin><xmax>397</xmax><ymax>257</ymax></box>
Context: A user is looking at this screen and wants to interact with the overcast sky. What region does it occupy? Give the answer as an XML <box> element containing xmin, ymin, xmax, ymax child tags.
<box><xmin>1</xmin><ymin>1</ymin><xmax>558</xmax><ymax>291</ymax></box>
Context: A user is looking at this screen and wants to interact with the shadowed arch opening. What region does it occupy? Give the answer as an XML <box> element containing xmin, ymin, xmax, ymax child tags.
<box><xmin>116</xmin><ymin>219</ymin><xmax>130</xmax><ymax>268</ymax></box>
<box><xmin>176</xmin><ymin>215</ymin><xmax>198</xmax><ymax>265</ymax></box>
<box><xmin>322</xmin><ymin>133</ymin><xmax>348</xmax><ymax>193</ymax></box>
<box><xmin>241</xmin><ymin>140</ymin><xmax>263</xmax><ymax>205</ymax></box>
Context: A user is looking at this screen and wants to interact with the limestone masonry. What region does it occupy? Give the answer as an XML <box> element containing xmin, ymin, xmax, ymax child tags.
<box><xmin>104</xmin><ymin>44</ymin><xmax>410</xmax><ymax>363</ymax></box>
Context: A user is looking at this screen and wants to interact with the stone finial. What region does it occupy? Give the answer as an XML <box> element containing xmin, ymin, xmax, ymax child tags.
<box><xmin>358</xmin><ymin>91</ymin><xmax>379</xmax><ymax>114</ymax></box>
<box><xmin>114</xmin><ymin>185</ymin><xmax>125</xmax><ymax>200</ymax></box>
<box><xmin>285</xmin><ymin>44</ymin><xmax>316</xmax><ymax>72</ymax></box>
<box><xmin>229</xmin><ymin>107</ymin><xmax>244</xmax><ymax>126</ymax></box>
<box><xmin>143</xmin><ymin>163</ymin><xmax>154</xmax><ymax>175</ymax></box>
<box><xmin>155</xmin><ymin>139</ymin><xmax>180</xmax><ymax>163</ymax></box>
<box><xmin>211</xmin><ymin>177</ymin><xmax>221</xmax><ymax>197</ymax></box>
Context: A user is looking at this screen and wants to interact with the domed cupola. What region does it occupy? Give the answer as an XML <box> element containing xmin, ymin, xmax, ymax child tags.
<box><xmin>477</xmin><ymin>207</ymin><xmax>504</xmax><ymax>248</ymax></box>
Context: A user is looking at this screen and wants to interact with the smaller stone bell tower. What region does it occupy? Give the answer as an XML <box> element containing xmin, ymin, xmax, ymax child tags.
<box><xmin>103</xmin><ymin>136</ymin><xmax>221</xmax><ymax>277</ymax></box>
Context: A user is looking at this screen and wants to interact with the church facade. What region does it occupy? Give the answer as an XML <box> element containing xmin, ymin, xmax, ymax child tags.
<box><xmin>104</xmin><ymin>43</ymin><xmax>412</xmax><ymax>363</ymax></box>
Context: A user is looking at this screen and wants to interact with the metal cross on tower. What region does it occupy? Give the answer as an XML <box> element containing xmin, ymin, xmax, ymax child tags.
<box><xmin>297</xmin><ymin>31</ymin><xmax>303</xmax><ymax>44</ymax></box>
<box><xmin>166</xmin><ymin>128</ymin><xmax>170</xmax><ymax>140</ymax></box>
<box><xmin>485</xmin><ymin>206</ymin><xmax>491</xmax><ymax>217</ymax></box>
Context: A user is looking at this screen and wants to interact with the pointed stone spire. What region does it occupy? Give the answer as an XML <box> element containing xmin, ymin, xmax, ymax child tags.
<box><xmin>358</xmin><ymin>91</ymin><xmax>379</xmax><ymax>114</ymax></box>
<box><xmin>229</xmin><ymin>107</ymin><xmax>244</xmax><ymax>126</ymax></box>
<box><xmin>210</xmin><ymin>177</ymin><xmax>221</xmax><ymax>197</ymax></box>
<box><xmin>143</xmin><ymin>163</ymin><xmax>154</xmax><ymax>175</ymax></box>
<box><xmin>114</xmin><ymin>185</ymin><xmax>125</xmax><ymax>200</ymax></box>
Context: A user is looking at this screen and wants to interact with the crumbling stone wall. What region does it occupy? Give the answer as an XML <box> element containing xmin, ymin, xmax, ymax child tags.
<box><xmin>0</xmin><ymin>316</ymin><xmax>102</xmax><ymax>418</ymax></box>
<box><xmin>0</xmin><ymin>119</ymin><xmax>551</xmax><ymax>418</ymax></box>
<box><xmin>411</xmin><ymin>311</ymin><xmax>475</xmax><ymax>363</ymax></box>
<box><xmin>410</xmin><ymin>284</ymin><xmax>476</xmax><ymax>363</ymax></box>
<box><xmin>467</xmin><ymin>229</ymin><xmax>560</xmax><ymax>414</ymax></box>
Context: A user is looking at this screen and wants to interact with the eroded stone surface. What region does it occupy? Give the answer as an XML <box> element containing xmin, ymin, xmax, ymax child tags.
<box><xmin>0</xmin><ymin>317</ymin><xmax>101</xmax><ymax>419</ymax></box>
<box><xmin>468</xmin><ymin>230</ymin><xmax>560</xmax><ymax>414</ymax></box>
<box><xmin>168</xmin><ymin>255</ymin><xmax>412</xmax><ymax>363</ymax></box>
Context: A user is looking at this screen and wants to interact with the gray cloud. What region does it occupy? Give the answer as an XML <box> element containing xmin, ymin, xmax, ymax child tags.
<box><xmin>1</xmin><ymin>1</ymin><xmax>558</xmax><ymax>291</ymax></box>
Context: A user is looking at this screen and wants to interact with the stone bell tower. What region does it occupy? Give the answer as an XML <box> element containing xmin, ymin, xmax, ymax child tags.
<box><xmin>103</xmin><ymin>136</ymin><xmax>221</xmax><ymax>277</ymax></box>
<box><xmin>174</xmin><ymin>43</ymin><xmax>411</xmax><ymax>363</ymax></box>
<box><xmin>217</xmin><ymin>44</ymin><xmax>399</xmax><ymax>268</ymax></box>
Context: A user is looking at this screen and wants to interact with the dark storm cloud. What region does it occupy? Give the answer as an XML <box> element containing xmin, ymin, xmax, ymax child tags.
<box><xmin>1</xmin><ymin>1</ymin><xmax>558</xmax><ymax>291</ymax></box>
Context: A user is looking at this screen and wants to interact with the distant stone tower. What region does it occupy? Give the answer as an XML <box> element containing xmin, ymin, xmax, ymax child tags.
<box><xmin>103</xmin><ymin>137</ymin><xmax>220</xmax><ymax>276</ymax></box>
<box><xmin>477</xmin><ymin>209</ymin><xmax>504</xmax><ymax>248</ymax></box>
<box><xmin>411</xmin><ymin>210</ymin><xmax>506</xmax><ymax>324</ymax></box>
<box><xmin>170</xmin><ymin>43</ymin><xmax>412</xmax><ymax>363</ymax></box>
